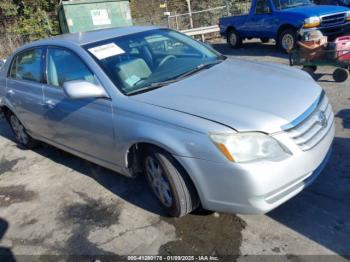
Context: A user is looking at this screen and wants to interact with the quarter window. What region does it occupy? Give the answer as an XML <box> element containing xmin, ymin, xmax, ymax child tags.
<box><xmin>47</xmin><ymin>48</ymin><xmax>98</xmax><ymax>87</ymax></box>
<box><xmin>10</xmin><ymin>48</ymin><xmax>43</xmax><ymax>82</ymax></box>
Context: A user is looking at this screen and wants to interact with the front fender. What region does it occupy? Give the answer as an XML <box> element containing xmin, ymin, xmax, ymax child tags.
<box><xmin>113</xmin><ymin>105</ymin><xmax>233</xmax><ymax>168</ymax></box>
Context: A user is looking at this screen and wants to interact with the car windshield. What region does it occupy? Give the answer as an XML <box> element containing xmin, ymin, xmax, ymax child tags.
<box><xmin>273</xmin><ymin>0</ymin><xmax>312</xmax><ymax>9</ymax></box>
<box><xmin>84</xmin><ymin>29</ymin><xmax>223</xmax><ymax>95</ymax></box>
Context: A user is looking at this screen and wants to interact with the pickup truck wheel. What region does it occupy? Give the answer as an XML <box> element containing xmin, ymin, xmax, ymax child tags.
<box><xmin>278</xmin><ymin>29</ymin><xmax>297</xmax><ymax>53</ymax></box>
<box><xmin>143</xmin><ymin>147</ymin><xmax>199</xmax><ymax>217</ymax></box>
<box><xmin>7</xmin><ymin>112</ymin><xmax>37</xmax><ymax>149</ymax></box>
<box><xmin>333</xmin><ymin>68</ymin><xmax>349</xmax><ymax>82</ymax></box>
<box><xmin>302</xmin><ymin>66</ymin><xmax>317</xmax><ymax>73</ymax></box>
<box><xmin>260</xmin><ymin>38</ymin><xmax>270</xmax><ymax>43</ymax></box>
<box><xmin>302</xmin><ymin>67</ymin><xmax>316</xmax><ymax>79</ymax></box>
<box><xmin>227</xmin><ymin>29</ymin><xmax>242</xmax><ymax>49</ymax></box>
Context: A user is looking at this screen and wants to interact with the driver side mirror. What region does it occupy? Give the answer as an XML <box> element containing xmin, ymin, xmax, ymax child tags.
<box><xmin>63</xmin><ymin>80</ymin><xmax>109</xmax><ymax>100</ymax></box>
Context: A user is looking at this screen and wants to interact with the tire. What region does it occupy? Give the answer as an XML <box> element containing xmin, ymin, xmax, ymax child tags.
<box><xmin>302</xmin><ymin>67</ymin><xmax>316</xmax><ymax>79</ymax></box>
<box><xmin>278</xmin><ymin>28</ymin><xmax>297</xmax><ymax>53</ymax></box>
<box><xmin>260</xmin><ymin>38</ymin><xmax>270</xmax><ymax>43</ymax></box>
<box><xmin>333</xmin><ymin>68</ymin><xmax>349</xmax><ymax>82</ymax></box>
<box><xmin>143</xmin><ymin>147</ymin><xmax>199</xmax><ymax>217</ymax></box>
<box><xmin>6</xmin><ymin>112</ymin><xmax>37</xmax><ymax>149</ymax></box>
<box><xmin>303</xmin><ymin>65</ymin><xmax>317</xmax><ymax>73</ymax></box>
<box><xmin>227</xmin><ymin>29</ymin><xmax>242</xmax><ymax>49</ymax></box>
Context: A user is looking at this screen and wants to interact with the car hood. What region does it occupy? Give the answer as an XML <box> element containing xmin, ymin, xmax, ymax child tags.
<box><xmin>131</xmin><ymin>59</ymin><xmax>322</xmax><ymax>134</ymax></box>
<box><xmin>282</xmin><ymin>5</ymin><xmax>349</xmax><ymax>18</ymax></box>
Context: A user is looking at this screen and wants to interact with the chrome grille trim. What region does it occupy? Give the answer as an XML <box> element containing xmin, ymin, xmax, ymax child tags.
<box><xmin>321</xmin><ymin>13</ymin><xmax>346</xmax><ymax>27</ymax></box>
<box><xmin>284</xmin><ymin>94</ymin><xmax>334</xmax><ymax>151</ymax></box>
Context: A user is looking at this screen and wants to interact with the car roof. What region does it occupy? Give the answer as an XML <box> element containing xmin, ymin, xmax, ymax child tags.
<box><xmin>20</xmin><ymin>26</ymin><xmax>161</xmax><ymax>50</ymax></box>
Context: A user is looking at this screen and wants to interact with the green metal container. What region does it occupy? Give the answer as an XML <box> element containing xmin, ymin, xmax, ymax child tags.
<box><xmin>58</xmin><ymin>0</ymin><xmax>133</xmax><ymax>34</ymax></box>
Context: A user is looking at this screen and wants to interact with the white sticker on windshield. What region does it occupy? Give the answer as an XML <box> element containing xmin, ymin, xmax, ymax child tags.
<box><xmin>125</xmin><ymin>75</ymin><xmax>141</xmax><ymax>87</ymax></box>
<box><xmin>88</xmin><ymin>43</ymin><xmax>125</xmax><ymax>60</ymax></box>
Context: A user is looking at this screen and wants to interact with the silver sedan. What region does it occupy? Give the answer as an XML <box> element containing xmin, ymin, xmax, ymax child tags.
<box><xmin>0</xmin><ymin>26</ymin><xmax>334</xmax><ymax>217</ymax></box>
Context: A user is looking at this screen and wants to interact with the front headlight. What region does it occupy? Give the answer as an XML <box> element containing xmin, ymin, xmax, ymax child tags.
<box><xmin>346</xmin><ymin>11</ymin><xmax>350</xmax><ymax>21</ymax></box>
<box><xmin>209</xmin><ymin>132</ymin><xmax>291</xmax><ymax>163</ymax></box>
<box><xmin>303</xmin><ymin>17</ymin><xmax>321</xmax><ymax>28</ymax></box>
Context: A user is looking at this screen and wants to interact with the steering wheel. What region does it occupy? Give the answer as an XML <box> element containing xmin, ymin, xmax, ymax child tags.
<box><xmin>158</xmin><ymin>55</ymin><xmax>176</xmax><ymax>67</ymax></box>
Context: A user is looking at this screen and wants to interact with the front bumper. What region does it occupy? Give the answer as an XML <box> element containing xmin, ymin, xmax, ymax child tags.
<box><xmin>175</xmin><ymin>122</ymin><xmax>335</xmax><ymax>215</ymax></box>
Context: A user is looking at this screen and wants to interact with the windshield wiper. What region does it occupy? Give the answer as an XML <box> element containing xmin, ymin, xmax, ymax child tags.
<box><xmin>127</xmin><ymin>58</ymin><xmax>225</xmax><ymax>96</ymax></box>
<box><xmin>127</xmin><ymin>78</ymin><xmax>180</xmax><ymax>96</ymax></box>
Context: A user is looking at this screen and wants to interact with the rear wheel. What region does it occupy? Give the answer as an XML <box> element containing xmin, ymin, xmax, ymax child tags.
<box><xmin>143</xmin><ymin>147</ymin><xmax>199</xmax><ymax>217</ymax></box>
<box><xmin>7</xmin><ymin>112</ymin><xmax>37</xmax><ymax>149</ymax></box>
<box><xmin>278</xmin><ymin>28</ymin><xmax>297</xmax><ymax>53</ymax></box>
<box><xmin>227</xmin><ymin>29</ymin><xmax>242</xmax><ymax>49</ymax></box>
<box><xmin>333</xmin><ymin>68</ymin><xmax>349</xmax><ymax>82</ymax></box>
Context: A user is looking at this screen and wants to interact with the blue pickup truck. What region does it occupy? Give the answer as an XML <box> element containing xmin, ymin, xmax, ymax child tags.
<box><xmin>219</xmin><ymin>0</ymin><xmax>350</xmax><ymax>52</ymax></box>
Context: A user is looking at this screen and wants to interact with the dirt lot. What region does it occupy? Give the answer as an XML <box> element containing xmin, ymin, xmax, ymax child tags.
<box><xmin>0</xmin><ymin>40</ymin><xmax>349</xmax><ymax>261</ymax></box>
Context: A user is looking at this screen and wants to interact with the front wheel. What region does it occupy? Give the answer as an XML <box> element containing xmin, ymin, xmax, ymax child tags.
<box><xmin>333</xmin><ymin>68</ymin><xmax>349</xmax><ymax>82</ymax></box>
<box><xmin>278</xmin><ymin>29</ymin><xmax>297</xmax><ymax>53</ymax></box>
<box><xmin>143</xmin><ymin>148</ymin><xmax>199</xmax><ymax>217</ymax></box>
<box><xmin>7</xmin><ymin>112</ymin><xmax>37</xmax><ymax>149</ymax></box>
<box><xmin>227</xmin><ymin>29</ymin><xmax>242</xmax><ymax>49</ymax></box>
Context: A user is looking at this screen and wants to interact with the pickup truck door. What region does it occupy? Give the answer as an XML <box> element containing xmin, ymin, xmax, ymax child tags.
<box><xmin>41</xmin><ymin>47</ymin><xmax>117</xmax><ymax>165</ymax></box>
<box><xmin>244</xmin><ymin>0</ymin><xmax>276</xmax><ymax>38</ymax></box>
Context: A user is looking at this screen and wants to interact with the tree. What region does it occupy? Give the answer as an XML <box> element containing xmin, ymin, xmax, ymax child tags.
<box><xmin>0</xmin><ymin>0</ymin><xmax>59</xmax><ymax>39</ymax></box>
<box><xmin>0</xmin><ymin>0</ymin><xmax>60</xmax><ymax>58</ymax></box>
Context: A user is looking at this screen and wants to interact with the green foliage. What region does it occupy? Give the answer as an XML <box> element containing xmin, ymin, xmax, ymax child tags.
<box><xmin>0</xmin><ymin>1</ymin><xmax>17</xmax><ymax>17</ymax></box>
<box><xmin>0</xmin><ymin>0</ymin><xmax>60</xmax><ymax>40</ymax></box>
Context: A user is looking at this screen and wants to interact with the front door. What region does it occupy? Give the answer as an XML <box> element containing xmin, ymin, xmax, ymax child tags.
<box><xmin>42</xmin><ymin>47</ymin><xmax>116</xmax><ymax>165</ymax></box>
<box><xmin>244</xmin><ymin>0</ymin><xmax>274</xmax><ymax>38</ymax></box>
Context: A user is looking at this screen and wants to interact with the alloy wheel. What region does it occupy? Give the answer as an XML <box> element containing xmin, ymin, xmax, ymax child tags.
<box><xmin>229</xmin><ymin>32</ymin><xmax>237</xmax><ymax>46</ymax></box>
<box><xmin>145</xmin><ymin>156</ymin><xmax>173</xmax><ymax>207</ymax></box>
<box><xmin>282</xmin><ymin>33</ymin><xmax>295</xmax><ymax>51</ymax></box>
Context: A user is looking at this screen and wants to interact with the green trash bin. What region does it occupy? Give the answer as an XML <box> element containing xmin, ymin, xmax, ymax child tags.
<box><xmin>58</xmin><ymin>0</ymin><xmax>133</xmax><ymax>34</ymax></box>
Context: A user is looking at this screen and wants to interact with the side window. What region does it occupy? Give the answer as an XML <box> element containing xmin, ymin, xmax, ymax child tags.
<box><xmin>47</xmin><ymin>48</ymin><xmax>98</xmax><ymax>87</ymax></box>
<box><xmin>10</xmin><ymin>49</ymin><xmax>43</xmax><ymax>82</ymax></box>
<box><xmin>255</xmin><ymin>0</ymin><xmax>271</xmax><ymax>14</ymax></box>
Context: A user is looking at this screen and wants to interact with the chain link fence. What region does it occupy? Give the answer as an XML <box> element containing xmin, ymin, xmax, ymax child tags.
<box><xmin>167</xmin><ymin>6</ymin><xmax>228</xmax><ymax>30</ymax></box>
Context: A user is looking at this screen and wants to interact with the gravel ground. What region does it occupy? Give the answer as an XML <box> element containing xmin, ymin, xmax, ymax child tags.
<box><xmin>0</xmin><ymin>39</ymin><xmax>349</xmax><ymax>261</ymax></box>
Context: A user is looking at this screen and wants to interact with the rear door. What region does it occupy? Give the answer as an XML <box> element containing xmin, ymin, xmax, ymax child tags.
<box><xmin>6</xmin><ymin>48</ymin><xmax>46</xmax><ymax>136</ymax></box>
<box><xmin>42</xmin><ymin>46</ymin><xmax>116</xmax><ymax>164</ymax></box>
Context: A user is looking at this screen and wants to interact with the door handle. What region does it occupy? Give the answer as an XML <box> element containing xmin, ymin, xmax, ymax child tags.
<box><xmin>7</xmin><ymin>90</ymin><xmax>15</xmax><ymax>96</ymax></box>
<box><xmin>44</xmin><ymin>100</ymin><xmax>57</xmax><ymax>109</ymax></box>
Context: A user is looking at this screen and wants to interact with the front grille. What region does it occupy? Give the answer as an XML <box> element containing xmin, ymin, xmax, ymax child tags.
<box><xmin>321</xmin><ymin>13</ymin><xmax>346</xmax><ymax>27</ymax></box>
<box><xmin>285</xmin><ymin>95</ymin><xmax>334</xmax><ymax>151</ymax></box>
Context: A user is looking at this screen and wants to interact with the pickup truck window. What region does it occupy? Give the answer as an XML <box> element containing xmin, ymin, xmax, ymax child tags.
<box><xmin>255</xmin><ymin>0</ymin><xmax>271</xmax><ymax>14</ymax></box>
<box><xmin>272</xmin><ymin>0</ymin><xmax>312</xmax><ymax>10</ymax></box>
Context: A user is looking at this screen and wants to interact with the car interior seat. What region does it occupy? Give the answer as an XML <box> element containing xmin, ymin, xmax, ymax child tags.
<box><xmin>115</xmin><ymin>58</ymin><xmax>152</xmax><ymax>90</ymax></box>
